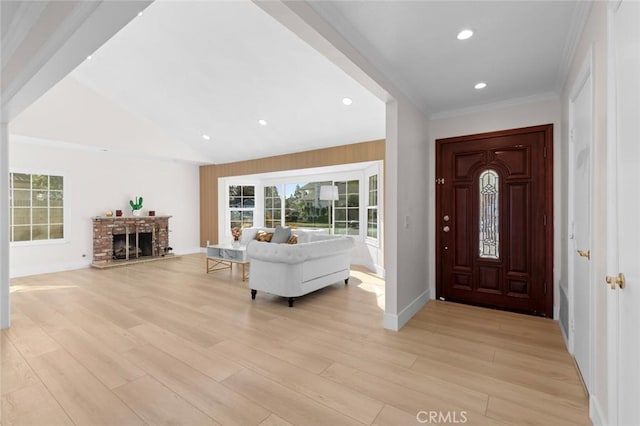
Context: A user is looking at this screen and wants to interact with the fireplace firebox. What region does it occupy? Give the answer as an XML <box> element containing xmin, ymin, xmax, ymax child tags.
<box><xmin>113</xmin><ymin>232</ymin><xmax>153</xmax><ymax>260</ymax></box>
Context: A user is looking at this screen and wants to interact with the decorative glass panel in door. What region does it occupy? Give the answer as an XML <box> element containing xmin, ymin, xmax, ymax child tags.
<box><xmin>479</xmin><ymin>169</ymin><xmax>499</xmax><ymax>259</ymax></box>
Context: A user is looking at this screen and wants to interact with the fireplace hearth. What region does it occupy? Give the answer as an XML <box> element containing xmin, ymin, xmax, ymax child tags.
<box><xmin>92</xmin><ymin>216</ymin><xmax>172</xmax><ymax>268</ymax></box>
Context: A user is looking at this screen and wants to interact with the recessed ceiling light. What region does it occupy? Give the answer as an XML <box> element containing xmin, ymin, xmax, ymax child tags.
<box><xmin>457</xmin><ymin>29</ymin><xmax>474</xmax><ymax>40</ymax></box>
<box><xmin>342</xmin><ymin>97</ymin><xmax>353</xmax><ymax>106</ymax></box>
<box><xmin>137</xmin><ymin>11</ymin><xmax>144</xmax><ymax>17</ymax></box>
<box><xmin>258</xmin><ymin>119</ymin><xmax>268</xmax><ymax>126</ymax></box>
<box><xmin>474</xmin><ymin>82</ymin><xmax>487</xmax><ymax>90</ymax></box>
<box><xmin>202</xmin><ymin>134</ymin><xmax>211</xmax><ymax>141</ymax></box>
<box><xmin>86</xmin><ymin>55</ymin><xmax>93</xmax><ymax>61</ymax></box>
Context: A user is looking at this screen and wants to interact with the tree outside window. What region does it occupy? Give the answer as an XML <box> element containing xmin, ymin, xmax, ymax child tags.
<box><xmin>284</xmin><ymin>181</ymin><xmax>332</xmax><ymax>229</ymax></box>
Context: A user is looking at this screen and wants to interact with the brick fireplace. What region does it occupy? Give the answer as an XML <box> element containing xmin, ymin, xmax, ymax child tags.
<box><xmin>92</xmin><ymin>216</ymin><xmax>171</xmax><ymax>267</ymax></box>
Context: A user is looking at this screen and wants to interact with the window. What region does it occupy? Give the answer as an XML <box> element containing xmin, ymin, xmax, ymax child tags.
<box><xmin>479</xmin><ymin>169</ymin><xmax>499</xmax><ymax>259</ymax></box>
<box><xmin>367</xmin><ymin>174</ymin><xmax>378</xmax><ymax>239</ymax></box>
<box><xmin>264</xmin><ymin>185</ymin><xmax>282</xmax><ymax>228</ymax></box>
<box><xmin>284</xmin><ymin>181</ymin><xmax>331</xmax><ymax>229</ymax></box>
<box><xmin>334</xmin><ymin>180</ymin><xmax>359</xmax><ymax>235</ymax></box>
<box><xmin>229</xmin><ymin>185</ymin><xmax>254</xmax><ymax>229</ymax></box>
<box><xmin>9</xmin><ymin>173</ymin><xmax>64</xmax><ymax>242</ymax></box>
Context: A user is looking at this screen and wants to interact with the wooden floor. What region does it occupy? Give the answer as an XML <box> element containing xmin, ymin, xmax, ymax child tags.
<box><xmin>1</xmin><ymin>254</ymin><xmax>590</xmax><ymax>425</ymax></box>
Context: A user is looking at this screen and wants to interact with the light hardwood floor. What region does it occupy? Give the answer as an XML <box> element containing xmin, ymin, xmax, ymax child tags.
<box><xmin>1</xmin><ymin>254</ymin><xmax>590</xmax><ymax>425</ymax></box>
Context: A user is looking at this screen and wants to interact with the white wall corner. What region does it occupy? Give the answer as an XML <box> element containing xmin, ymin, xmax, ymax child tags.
<box><xmin>0</xmin><ymin>123</ymin><xmax>10</xmax><ymax>329</ymax></box>
<box><xmin>383</xmin><ymin>288</ymin><xmax>430</xmax><ymax>331</ymax></box>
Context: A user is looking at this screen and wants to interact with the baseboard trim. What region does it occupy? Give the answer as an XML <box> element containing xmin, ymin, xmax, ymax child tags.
<box><xmin>560</xmin><ymin>316</ymin><xmax>570</xmax><ymax>350</ymax></box>
<box><xmin>590</xmin><ymin>395</ymin><xmax>605</xmax><ymax>426</ymax></box>
<box><xmin>383</xmin><ymin>288</ymin><xmax>430</xmax><ymax>331</ymax></box>
<box><xmin>10</xmin><ymin>248</ymin><xmax>202</xmax><ymax>278</ymax></box>
<box><xmin>10</xmin><ymin>260</ymin><xmax>91</xmax><ymax>278</ymax></box>
<box><xmin>175</xmin><ymin>247</ymin><xmax>202</xmax><ymax>256</ymax></box>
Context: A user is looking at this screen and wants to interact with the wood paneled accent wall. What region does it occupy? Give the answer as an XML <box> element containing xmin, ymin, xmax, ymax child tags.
<box><xmin>199</xmin><ymin>139</ymin><xmax>385</xmax><ymax>246</ymax></box>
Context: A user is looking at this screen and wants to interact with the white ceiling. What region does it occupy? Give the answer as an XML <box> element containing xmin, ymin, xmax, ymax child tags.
<box><xmin>8</xmin><ymin>0</ymin><xmax>589</xmax><ymax>164</ymax></box>
<box><xmin>309</xmin><ymin>0</ymin><xmax>589</xmax><ymax>118</ymax></box>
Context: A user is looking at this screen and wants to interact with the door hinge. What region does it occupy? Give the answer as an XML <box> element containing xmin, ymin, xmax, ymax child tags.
<box><xmin>544</xmin><ymin>146</ymin><xmax>548</xmax><ymax>158</ymax></box>
<box><xmin>544</xmin><ymin>281</ymin><xmax>547</xmax><ymax>296</ymax></box>
<box><xmin>543</xmin><ymin>215</ymin><xmax>547</xmax><ymax>226</ymax></box>
<box><xmin>436</xmin><ymin>178</ymin><xmax>445</xmax><ymax>185</ymax></box>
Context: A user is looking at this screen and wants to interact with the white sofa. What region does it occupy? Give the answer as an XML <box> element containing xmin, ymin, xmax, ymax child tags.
<box><xmin>246</xmin><ymin>230</ymin><xmax>355</xmax><ymax>307</ymax></box>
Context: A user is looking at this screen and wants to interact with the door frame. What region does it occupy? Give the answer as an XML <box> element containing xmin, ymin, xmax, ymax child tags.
<box><xmin>567</xmin><ymin>47</ymin><xmax>595</xmax><ymax>392</ymax></box>
<box><xmin>435</xmin><ymin>124</ymin><xmax>554</xmax><ymax>317</ymax></box>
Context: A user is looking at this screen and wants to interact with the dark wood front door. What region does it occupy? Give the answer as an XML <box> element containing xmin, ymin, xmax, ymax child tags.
<box><xmin>436</xmin><ymin>124</ymin><xmax>553</xmax><ymax>317</ymax></box>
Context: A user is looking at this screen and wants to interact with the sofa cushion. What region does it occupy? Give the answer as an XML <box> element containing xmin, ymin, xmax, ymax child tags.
<box><xmin>256</xmin><ymin>231</ymin><xmax>274</xmax><ymax>242</ymax></box>
<box><xmin>240</xmin><ymin>228</ymin><xmax>259</xmax><ymax>244</ymax></box>
<box><xmin>271</xmin><ymin>226</ymin><xmax>292</xmax><ymax>244</ymax></box>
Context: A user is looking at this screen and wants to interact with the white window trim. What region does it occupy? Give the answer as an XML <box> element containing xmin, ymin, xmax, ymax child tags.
<box><xmin>9</xmin><ymin>169</ymin><xmax>68</xmax><ymax>247</ymax></box>
<box><xmin>218</xmin><ymin>178</ymin><xmax>260</xmax><ymax>242</ymax></box>
<box><xmin>365</xmin><ymin>163</ymin><xmax>382</xmax><ymax>247</ymax></box>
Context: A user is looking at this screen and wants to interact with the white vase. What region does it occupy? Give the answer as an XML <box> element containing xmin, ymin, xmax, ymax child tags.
<box><xmin>132</xmin><ymin>210</ymin><xmax>141</xmax><ymax>217</ymax></box>
<box><xmin>232</xmin><ymin>240</ymin><xmax>240</xmax><ymax>248</ymax></box>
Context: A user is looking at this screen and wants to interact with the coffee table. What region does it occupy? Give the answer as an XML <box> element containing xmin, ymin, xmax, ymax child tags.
<box><xmin>206</xmin><ymin>244</ymin><xmax>249</xmax><ymax>281</ymax></box>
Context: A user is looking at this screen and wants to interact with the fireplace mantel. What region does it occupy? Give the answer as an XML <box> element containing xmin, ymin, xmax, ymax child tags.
<box><xmin>92</xmin><ymin>216</ymin><xmax>172</xmax><ymax>267</ymax></box>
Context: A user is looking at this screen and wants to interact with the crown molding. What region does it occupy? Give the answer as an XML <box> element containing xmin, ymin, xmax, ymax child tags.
<box><xmin>555</xmin><ymin>1</ymin><xmax>593</xmax><ymax>94</ymax></box>
<box><xmin>429</xmin><ymin>92</ymin><xmax>559</xmax><ymax>121</ymax></box>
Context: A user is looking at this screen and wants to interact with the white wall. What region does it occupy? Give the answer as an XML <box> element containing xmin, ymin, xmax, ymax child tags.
<box><xmin>561</xmin><ymin>2</ymin><xmax>608</xmax><ymax>423</ymax></box>
<box><xmin>384</xmin><ymin>97</ymin><xmax>431</xmax><ymax>330</ymax></box>
<box><xmin>428</xmin><ymin>97</ymin><xmax>563</xmax><ymax>316</ymax></box>
<box><xmin>9</xmin><ymin>136</ymin><xmax>201</xmax><ymax>277</ymax></box>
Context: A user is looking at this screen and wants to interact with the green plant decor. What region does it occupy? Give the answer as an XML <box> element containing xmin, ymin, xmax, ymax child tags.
<box><xmin>129</xmin><ymin>196</ymin><xmax>143</xmax><ymax>211</ymax></box>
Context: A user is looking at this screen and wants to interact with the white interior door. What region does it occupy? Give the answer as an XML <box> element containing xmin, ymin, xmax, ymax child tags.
<box><xmin>569</xmin><ymin>59</ymin><xmax>593</xmax><ymax>391</ymax></box>
<box><xmin>609</xmin><ymin>1</ymin><xmax>640</xmax><ymax>424</ymax></box>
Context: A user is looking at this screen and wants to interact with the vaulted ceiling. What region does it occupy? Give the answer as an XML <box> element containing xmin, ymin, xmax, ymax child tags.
<box><xmin>4</xmin><ymin>0</ymin><xmax>589</xmax><ymax>164</ymax></box>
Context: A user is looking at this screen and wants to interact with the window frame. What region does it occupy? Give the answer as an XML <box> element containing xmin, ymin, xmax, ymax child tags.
<box><xmin>263</xmin><ymin>184</ymin><xmax>284</xmax><ymax>228</ymax></box>
<box><xmin>262</xmin><ymin>169</ymin><xmax>363</xmax><ymax>237</ymax></box>
<box><xmin>333</xmin><ymin>179</ymin><xmax>361</xmax><ymax>236</ymax></box>
<box><xmin>227</xmin><ymin>183</ymin><xmax>256</xmax><ymax>232</ymax></box>
<box><xmin>366</xmin><ymin>172</ymin><xmax>379</xmax><ymax>242</ymax></box>
<box><xmin>9</xmin><ymin>170</ymin><xmax>67</xmax><ymax>246</ymax></box>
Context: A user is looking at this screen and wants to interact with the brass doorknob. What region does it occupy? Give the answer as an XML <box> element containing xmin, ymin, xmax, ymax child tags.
<box><xmin>605</xmin><ymin>273</ymin><xmax>626</xmax><ymax>290</ymax></box>
<box><xmin>577</xmin><ymin>249</ymin><xmax>590</xmax><ymax>259</ymax></box>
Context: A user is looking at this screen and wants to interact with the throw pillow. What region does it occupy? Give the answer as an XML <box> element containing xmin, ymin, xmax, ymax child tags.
<box><xmin>288</xmin><ymin>234</ymin><xmax>298</xmax><ymax>245</ymax></box>
<box><xmin>256</xmin><ymin>231</ymin><xmax>273</xmax><ymax>242</ymax></box>
<box><xmin>271</xmin><ymin>226</ymin><xmax>292</xmax><ymax>244</ymax></box>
